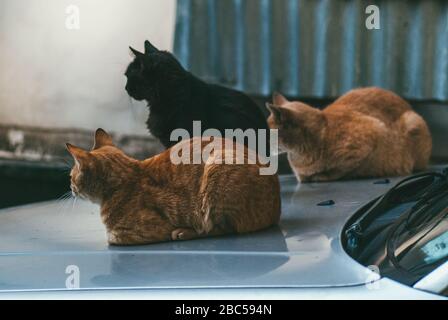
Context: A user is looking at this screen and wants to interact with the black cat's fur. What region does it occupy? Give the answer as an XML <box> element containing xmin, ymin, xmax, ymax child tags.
<box><xmin>125</xmin><ymin>40</ymin><xmax>269</xmax><ymax>149</ymax></box>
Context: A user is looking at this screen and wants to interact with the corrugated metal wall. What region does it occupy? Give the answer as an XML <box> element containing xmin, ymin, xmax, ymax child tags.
<box><xmin>173</xmin><ymin>0</ymin><xmax>448</xmax><ymax>101</ymax></box>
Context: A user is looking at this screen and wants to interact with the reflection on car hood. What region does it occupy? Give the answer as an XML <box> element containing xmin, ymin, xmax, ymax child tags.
<box><xmin>0</xmin><ymin>175</ymin><xmax>397</xmax><ymax>292</ymax></box>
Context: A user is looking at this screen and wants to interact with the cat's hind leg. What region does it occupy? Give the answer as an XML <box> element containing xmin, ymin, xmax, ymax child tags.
<box><xmin>399</xmin><ymin>111</ymin><xmax>432</xmax><ymax>171</ymax></box>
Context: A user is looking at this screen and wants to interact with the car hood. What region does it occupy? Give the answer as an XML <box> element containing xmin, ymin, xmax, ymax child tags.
<box><xmin>0</xmin><ymin>175</ymin><xmax>395</xmax><ymax>292</ymax></box>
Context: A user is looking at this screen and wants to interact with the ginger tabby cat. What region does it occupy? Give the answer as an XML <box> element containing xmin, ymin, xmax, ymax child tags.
<box><xmin>66</xmin><ymin>129</ymin><xmax>281</xmax><ymax>245</ymax></box>
<box><xmin>267</xmin><ymin>87</ymin><xmax>432</xmax><ymax>182</ymax></box>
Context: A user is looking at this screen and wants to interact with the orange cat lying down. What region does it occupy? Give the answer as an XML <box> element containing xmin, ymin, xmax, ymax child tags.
<box><xmin>66</xmin><ymin>129</ymin><xmax>281</xmax><ymax>245</ymax></box>
<box><xmin>267</xmin><ymin>87</ymin><xmax>432</xmax><ymax>182</ymax></box>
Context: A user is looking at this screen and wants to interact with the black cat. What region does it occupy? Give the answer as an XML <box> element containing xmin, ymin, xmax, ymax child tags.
<box><xmin>125</xmin><ymin>40</ymin><xmax>269</xmax><ymax>149</ymax></box>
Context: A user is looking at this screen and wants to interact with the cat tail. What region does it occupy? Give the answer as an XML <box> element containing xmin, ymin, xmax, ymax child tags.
<box><xmin>399</xmin><ymin>110</ymin><xmax>432</xmax><ymax>171</ymax></box>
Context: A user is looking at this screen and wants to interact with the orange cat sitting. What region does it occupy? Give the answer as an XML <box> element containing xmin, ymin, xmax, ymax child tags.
<box><xmin>66</xmin><ymin>129</ymin><xmax>281</xmax><ymax>245</ymax></box>
<box><xmin>267</xmin><ymin>87</ymin><xmax>432</xmax><ymax>182</ymax></box>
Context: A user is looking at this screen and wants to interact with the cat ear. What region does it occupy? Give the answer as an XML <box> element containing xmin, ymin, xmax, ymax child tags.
<box><xmin>93</xmin><ymin>128</ymin><xmax>114</xmax><ymax>150</ymax></box>
<box><xmin>144</xmin><ymin>40</ymin><xmax>159</xmax><ymax>55</ymax></box>
<box><xmin>266</xmin><ymin>103</ymin><xmax>291</xmax><ymax>124</ymax></box>
<box><xmin>66</xmin><ymin>143</ymin><xmax>89</xmax><ymax>169</ymax></box>
<box><xmin>129</xmin><ymin>46</ymin><xmax>144</xmax><ymax>58</ymax></box>
<box><xmin>273</xmin><ymin>92</ymin><xmax>289</xmax><ymax>106</ymax></box>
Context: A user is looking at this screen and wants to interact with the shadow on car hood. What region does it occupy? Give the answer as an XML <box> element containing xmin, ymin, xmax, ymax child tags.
<box><xmin>0</xmin><ymin>175</ymin><xmax>396</xmax><ymax>291</ymax></box>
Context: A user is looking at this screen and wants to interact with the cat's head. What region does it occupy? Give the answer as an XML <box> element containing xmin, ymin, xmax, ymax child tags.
<box><xmin>66</xmin><ymin>129</ymin><xmax>134</xmax><ymax>204</ymax></box>
<box><xmin>125</xmin><ymin>40</ymin><xmax>186</xmax><ymax>101</ymax></box>
<box><xmin>267</xmin><ymin>93</ymin><xmax>326</xmax><ymax>152</ymax></box>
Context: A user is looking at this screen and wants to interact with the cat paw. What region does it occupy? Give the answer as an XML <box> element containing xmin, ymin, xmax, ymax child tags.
<box><xmin>107</xmin><ymin>232</ymin><xmax>120</xmax><ymax>245</ymax></box>
<box><xmin>171</xmin><ymin>228</ymin><xmax>198</xmax><ymax>241</ymax></box>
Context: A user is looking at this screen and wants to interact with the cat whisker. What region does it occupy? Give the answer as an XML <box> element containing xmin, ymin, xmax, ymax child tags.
<box><xmin>56</xmin><ymin>191</ymin><xmax>74</xmax><ymax>215</ymax></box>
<box><xmin>128</xmin><ymin>97</ymin><xmax>142</xmax><ymax>122</ymax></box>
<box><xmin>56</xmin><ymin>191</ymin><xmax>72</xmax><ymax>201</ymax></box>
<box><xmin>71</xmin><ymin>196</ymin><xmax>78</xmax><ymax>213</ymax></box>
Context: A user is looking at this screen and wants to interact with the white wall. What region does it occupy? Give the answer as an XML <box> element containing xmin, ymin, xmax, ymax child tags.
<box><xmin>0</xmin><ymin>0</ymin><xmax>176</xmax><ymax>135</ymax></box>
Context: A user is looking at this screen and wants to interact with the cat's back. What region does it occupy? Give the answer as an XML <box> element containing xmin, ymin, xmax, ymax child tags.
<box><xmin>206</xmin><ymin>83</ymin><xmax>269</xmax><ymax>130</ymax></box>
<box><xmin>153</xmin><ymin>137</ymin><xmax>266</xmax><ymax>179</ymax></box>
<box><xmin>154</xmin><ymin>137</ymin><xmax>280</xmax><ymax>233</ymax></box>
<box><xmin>325</xmin><ymin>87</ymin><xmax>412</xmax><ymax>125</ymax></box>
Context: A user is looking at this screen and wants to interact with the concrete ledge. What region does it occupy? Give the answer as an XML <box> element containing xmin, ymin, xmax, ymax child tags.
<box><xmin>0</xmin><ymin>125</ymin><xmax>164</xmax><ymax>208</ymax></box>
<box><xmin>0</xmin><ymin>124</ymin><xmax>164</xmax><ymax>165</ymax></box>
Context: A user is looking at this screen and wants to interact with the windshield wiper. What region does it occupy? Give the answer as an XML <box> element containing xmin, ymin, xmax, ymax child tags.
<box><xmin>345</xmin><ymin>168</ymin><xmax>448</xmax><ymax>256</ymax></box>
